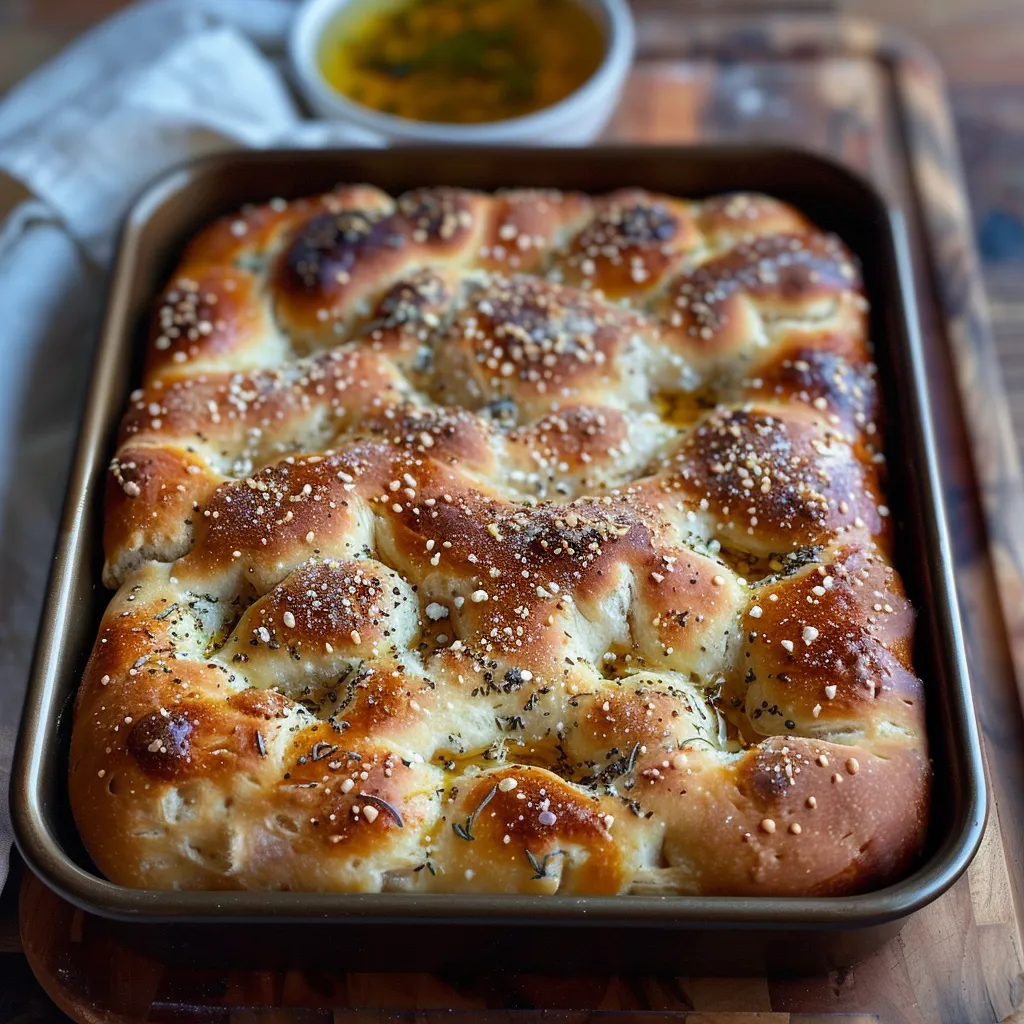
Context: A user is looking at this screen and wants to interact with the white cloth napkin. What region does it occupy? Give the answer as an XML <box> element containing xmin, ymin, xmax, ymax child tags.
<box><xmin>0</xmin><ymin>0</ymin><xmax>381</xmax><ymax>893</ymax></box>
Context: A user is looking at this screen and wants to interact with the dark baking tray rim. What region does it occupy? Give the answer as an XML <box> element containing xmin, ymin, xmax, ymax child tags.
<box><xmin>12</xmin><ymin>145</ymin><xmax>987</xmax><ymax>929</ymax></box>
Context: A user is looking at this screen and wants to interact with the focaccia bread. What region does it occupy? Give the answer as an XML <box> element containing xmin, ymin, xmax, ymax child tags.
<box><xmin>69</xmin><ymin>185</ymin><xmax>929</xmax><ymax>896</ymax></box>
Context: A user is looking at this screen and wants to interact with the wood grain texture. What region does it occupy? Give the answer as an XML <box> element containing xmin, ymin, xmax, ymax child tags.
<box><xmin>5</xmin><ymin>3</ymin><xmax>1024</xmax><ymax>1024</ymax></box>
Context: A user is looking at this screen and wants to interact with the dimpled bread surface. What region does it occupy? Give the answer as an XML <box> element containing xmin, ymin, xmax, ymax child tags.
<box><xmin>69</xmin><ymin>185</ymin><xmax>929</xmax><ymax>895</ymax></box>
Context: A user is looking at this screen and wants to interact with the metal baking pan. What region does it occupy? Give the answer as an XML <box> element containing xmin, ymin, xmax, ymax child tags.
<box><xmin>11</xmin><ymin>146</ymin><xmax>987</xmax><ymax>973</ymax></box>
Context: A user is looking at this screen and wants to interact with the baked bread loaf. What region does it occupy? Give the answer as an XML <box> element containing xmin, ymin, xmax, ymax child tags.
<box><xmin>69</xmin><ymin>185</ymin><xmax>929</xmax><ymax>895</ymax></box>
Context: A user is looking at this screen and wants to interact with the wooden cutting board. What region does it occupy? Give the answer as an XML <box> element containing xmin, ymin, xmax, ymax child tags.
<box><xmin>18</xmin><ymin>5</ymin><xmax>1024</xmax><ymax>1022</ymax></box>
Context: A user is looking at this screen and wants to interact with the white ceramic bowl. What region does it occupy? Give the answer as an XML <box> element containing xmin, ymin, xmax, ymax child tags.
<box><xmin>289</xmin><ymin>0</ymin><xmax>635</xmax><ymax>145</ymax></box>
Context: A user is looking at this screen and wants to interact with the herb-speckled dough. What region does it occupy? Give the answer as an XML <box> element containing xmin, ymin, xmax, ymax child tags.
<box><xmin>69</xmin><ymin>186</ymin><xmax>929</xmax><ymax>895</ymax></box>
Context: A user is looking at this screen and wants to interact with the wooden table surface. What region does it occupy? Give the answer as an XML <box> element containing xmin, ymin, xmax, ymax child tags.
<box><xmin>1</xmin><ymin>2</ymin><xmax>1023</xmax><ymax>1022</ymax></box>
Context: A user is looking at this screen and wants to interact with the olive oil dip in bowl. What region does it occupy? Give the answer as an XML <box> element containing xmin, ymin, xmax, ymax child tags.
<box><xmin>289</xmin><ymin>0</ymin><xmax>635</xmax><ymax>144</ymax></box>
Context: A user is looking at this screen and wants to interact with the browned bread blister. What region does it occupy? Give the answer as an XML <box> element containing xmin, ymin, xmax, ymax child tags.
<box><xmin>71</xmin><ymin>186</ymin><xmax>926</xmax><ymax>896</ymax></box>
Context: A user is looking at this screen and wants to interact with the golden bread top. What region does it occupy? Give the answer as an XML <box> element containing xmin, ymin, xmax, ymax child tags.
<box><xmin>69</xmin><ymin>186</ymin><xmax>928</xmax><ymax>896</ymax></box>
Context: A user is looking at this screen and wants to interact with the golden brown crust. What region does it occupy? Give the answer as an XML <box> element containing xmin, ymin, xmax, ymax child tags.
<box><xmin>652</xmin><ymin>403</ymin><xmax>885</xmax><ymax>558</ymax></box>
<box><xmin>550</xmin><ymin>189</ymin><xmax>701</xmax><ymax>300</ymax></box>
<box><xmin>637</xmin><ymin>738</ymin><xmax>930</xmax><ymax>896</ymax></box>
<box><xmin>71</xmin><ymin>187</ymin><xmax>928</xmax><ymax>896</ymax></box>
